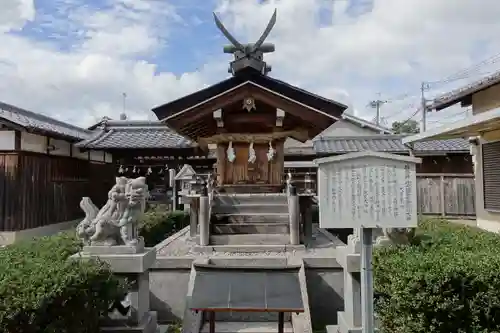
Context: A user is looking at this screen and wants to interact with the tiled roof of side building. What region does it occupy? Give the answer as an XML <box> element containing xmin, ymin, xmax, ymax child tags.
<box><xmin>431</xmin><ymin>70</ymin><xmax>500</xmax><ymax>110</ymax></box>
<box><xmin>75</xmin><ymin>120</ymin><xmax>193</xmax><ymax>149</ymax></box>
<box><xmin>341</xmin><ymin>113</ymin><xmax>394</xmax><ymax>134</ymax></box>
<box><xmin>77</xmin><ymin>119</ymin><xmax>320</xmax><ymax>156</ymax></box>
<box><xmin>0</xmin><ymin>101</ymin><xmax>92</xmax><ymax>141</ymax></box>
<box><xmin>412</xmin><ymin>138</ymin><xmax>470</xmax><ymax>152</ymax></box>
<box><xmin>313</xmin><ymin>135</ymin><xmax>470</xmax><ymax>154</ymax></box>
<box><xmin>314</xmin><ymin>136</ymin><xmax>409</xmax><ymax>154</ymax></box>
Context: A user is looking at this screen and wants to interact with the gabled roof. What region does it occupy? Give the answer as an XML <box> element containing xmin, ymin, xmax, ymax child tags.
<box><xmin>152</xmin><ymin>68</ymin><xmax>348</xmax><ymax>121</ymax></box>
<box><xmin>342</xmin><ymin>113</ymin><xmax>393</xmax><ymax>134</ymax></box>
<box><xmin>403</xmin><ymin>107</ymin><xmax>500</xmax><ymax>144</ymax></box>
<box><xmin>314</xmin><ymin>135</ymin><xmax>469</xmax><ymax>155</ymax></box>
<box><xmin>175</xmin><ymin>164</ymin><xmax>197</xmax><ymax>180</ymax></box>
<box><xmin>431</xmin><ymin>70</ymin><xmax>500</xmax><ymax>111</ymax></box>
<box><xmin>75</xmin><ymin>119</ymin><xmax>319</xmax><ymax>156</ymax></box>
<box><xmin>0</xmin><ymin>101</ymin><xmax>91</xmax><ymax>141</ymax></box>
<box><xmin>75</xmin><ymin>120</ymin><xmax>192</xmax><ymax>149</ymax></box>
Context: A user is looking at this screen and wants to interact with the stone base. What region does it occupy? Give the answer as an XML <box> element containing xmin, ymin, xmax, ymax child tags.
<box><xmin>193</xmin><ymin>244</ymin><xmax>305</xmax><ymax>253</ymax></box>
<box><xmin>101</xmin><ymin>312</ymin><xmax>157</xmax><ymax>333</ymax></box>
<box><xmin>335</xmin><ymin>312</ymin><xmax>362</xmax><ymax>333</ymax></box>
<box><xmin>83</xmin><ymin>238</ymin><xmax>145</xmax><ymax>255</ymax></box>
<box><xmin>71</xmin><ymin>246</ymin><xmax>156</xmax><ymax>273</ymax></box>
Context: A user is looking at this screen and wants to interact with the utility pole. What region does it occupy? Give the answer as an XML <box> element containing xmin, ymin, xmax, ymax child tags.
<box><xmin>122</xmin><ymin>92</ymin><xmax>127</xmax><ymax>113</ymax></box>
<box><xmin>368</xmin><ymin>93</ymin><xmax>387</xmax><ymax>126</ymax></box>
<box><xmin>420</xmin><ymin>82</ymin><xmax>428</xmax><ymax>132</ymax></box>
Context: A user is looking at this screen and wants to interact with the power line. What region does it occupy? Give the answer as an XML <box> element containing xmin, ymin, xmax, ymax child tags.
<box><xmin>427</xmin><ymin>109</ymin><xmax>468</xmax><ymax>124</ymax></box>
<box><xmin>443</xmin><ymin>52</ymin><xmax>500</xmax><ymax>82</ymax></box>
<box><xmin>397</xmin><ymin>108</ymin><xmax>421</xmax><ymax>129</ymax></box>
<box><xmin>426</xmin><ymin>52</ymin><xmax>500</xmax><ymax>88</ymax></box>
<box><xmin>427</xmin><ymin>70</ymin><xmax>500</xmax><ymax>87</ymax></box>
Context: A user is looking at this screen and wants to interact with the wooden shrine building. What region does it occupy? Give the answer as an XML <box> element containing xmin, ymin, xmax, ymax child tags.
<box><xmin>152</xmin><ymin>67</ymin><xmax>348</xmax><ymax>193</ymax></box>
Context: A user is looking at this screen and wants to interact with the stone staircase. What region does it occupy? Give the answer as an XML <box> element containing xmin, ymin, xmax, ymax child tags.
<box><xmin>210</xmin><ymin>193</ymin><xmax>290</xmax><ymax>245</ymax></box>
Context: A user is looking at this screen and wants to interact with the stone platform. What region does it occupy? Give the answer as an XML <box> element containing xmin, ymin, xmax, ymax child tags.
<box><xmin>71</xmin><ymin>244</ymin><xmax>158</xmax><ymax>333</ymax></box>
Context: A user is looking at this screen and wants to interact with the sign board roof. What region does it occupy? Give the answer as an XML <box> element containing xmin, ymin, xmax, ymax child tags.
<box><xmin>190</xmin><ymin>265</ymin><xmax>304</xmax><ymax>313</ymax></box>
<box><xmin>315</xmin><ymin>151</ymin><xmax>421</xmax><ymax>229</ymax></box>
<box><xmin>175</xmin><ymin>164</ymin><xmax>196</xmax><ymax>180</ymax></box>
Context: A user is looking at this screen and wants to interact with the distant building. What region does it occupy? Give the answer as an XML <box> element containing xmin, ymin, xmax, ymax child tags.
<box><xmin>404</xmin><ymin>70</ymin><xmax>500</xmax><ymax>232</ymax></box>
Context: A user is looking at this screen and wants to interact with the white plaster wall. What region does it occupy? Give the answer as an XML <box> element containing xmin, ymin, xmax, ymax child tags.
<box><xmin>89</xmin><ymin>149</ymin><xmax>104</xmax><ymax>162</ymax></box>
<box><xmin>105</xmin><ymin>152</ymin><xmax>113</xmax><ymax>163</ymax></box>
<box><xmin>20</xmin><ymin>132</ymin><xmax>46</xmax><ymax>153</ymax></box>
<box><xmin>72</xmin><ymin>145</ymin><xmax>89</xmax><ymax>160</ymax></box>
<box><xmin>472</xmin><ymin>84</ymin><xmax>500</xmax><ymax>115</ymax></box>
<box><xmin>316</xmin><ymin>119</ymin><xmax>381</xmax><ymax>138</ymax></box>
<box><xmin>284</xmin><ymin>138</ymin><xmax>312</xmax><ymax>148</ymax></box>
<box><xmin>472</xmin><ymin>139</ymin><xmax>500</xmax><ymax>232</ymax></box>
<box><xmin>48</xmin><ymin>137</ymin><xmax>71</xmax><ymax>156</ymax></box>
<box><xmin>0</xmin><ymin>130</ymin><xmax>15</xmax><ymax>150</ymax></box>
<box><xmin>284</xmin><ymin>120</ymin><xmax>379</xmax><ymax>148</ymax></box>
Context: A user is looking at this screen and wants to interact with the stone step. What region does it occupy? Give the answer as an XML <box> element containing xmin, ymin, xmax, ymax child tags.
<box><xmin>210</xmin><ymin>234</ymin><xmax>291</xmax><ymax>245</ymax></box>
<box><xmin>214</xmin><ymin>194</ymin><xmax>288</xmax><ymax>206</ymax></box>
<box><xmin>214</xmin><ymin>213</ymin><xmax>290</xmax><ymax>224</ymax></box>
<box><xmin>212</xmin><ymin>204</ymin><xmax>289</xmax><ymax>215</ymax></box>
<box><xmin>201</xmin><ymin>321</ymin><xmax>293</xmax><ymax>333</ymax></box>
<box><xmin>212</xmin><ymin>223</ymin><xmax>289</xmax><ymax>235</ymax></box>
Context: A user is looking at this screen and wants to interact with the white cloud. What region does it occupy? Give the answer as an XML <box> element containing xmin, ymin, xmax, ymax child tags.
<box><xmin>0</xmin><ymin>0</ymin><xmax>500</xmax><ymax>129</ymax></box>
<box><xmin>0</xmin><ymin>0</ymin><xmax>35</xmax><ymax>32</ymax></box>
<box><xmin>215</xmin><ymin>0</ymin><xmax>500</xmax><ymax>121</ymax></box>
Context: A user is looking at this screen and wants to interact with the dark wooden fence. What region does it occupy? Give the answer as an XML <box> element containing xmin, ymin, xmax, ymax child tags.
<box><xmin>0</xmin><ymin>152</ymin><xmax>114</xmax><ymax>231</ymax></box>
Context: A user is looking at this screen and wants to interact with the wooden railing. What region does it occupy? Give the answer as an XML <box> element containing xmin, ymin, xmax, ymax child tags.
<box><xmin>289</xmin><ymin>171</ymin><xmax>476</xmax><ymax>218</ymax></box>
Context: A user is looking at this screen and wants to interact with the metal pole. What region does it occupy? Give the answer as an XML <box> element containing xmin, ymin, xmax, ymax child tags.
<box><xmin>420</xmin><ymin>82</ymin><xmax>427</xmax><ymax>132</ymax></box>
<box><xmin>288</xmin><ymin>185</ymin><xmax>300</xmax><ymax>245</ymax></box>
<box><xmin>199</xmin><ymin>188</ymin><xmax>210</xmax><ymax>246</ymax></box>
<box><xmin>361</xmin><ymin>227</ymin><xmax>374</xmax><ymax>333</ymax></box>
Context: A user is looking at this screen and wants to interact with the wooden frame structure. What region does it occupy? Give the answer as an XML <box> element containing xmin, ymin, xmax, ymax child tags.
<box><xmin>153</xmin><ymin>68</ymin><xmax>348</xmax><ymax>192</ymax></box>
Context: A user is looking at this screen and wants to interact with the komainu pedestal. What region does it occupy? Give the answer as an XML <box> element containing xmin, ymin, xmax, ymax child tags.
<box><xmin>72</xmin><ymin>176</ymin><xmax>157</xmax><ymax>333</ymax></box>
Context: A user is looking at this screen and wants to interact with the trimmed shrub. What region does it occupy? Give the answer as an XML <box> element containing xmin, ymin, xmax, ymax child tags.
<box><xmin>139</xmin><ymin>209</ymin><xmax>189</xmax><ymax>247</ymax></box>
<box><xmin>0</xmin><ymin>233</ymin><xmax>127</xmax><ymax>333</ymax></box>
<box><xmin>374</xmin><ymin>219</ymin><xmax>500</xmax><ymax>333</ymax></box>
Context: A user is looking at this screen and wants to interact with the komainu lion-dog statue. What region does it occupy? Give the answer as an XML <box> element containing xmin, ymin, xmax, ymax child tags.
<box><xmin>76</xmin><ymin>176</ymin><xmax>148</xmax><ymax>246</ymax></box>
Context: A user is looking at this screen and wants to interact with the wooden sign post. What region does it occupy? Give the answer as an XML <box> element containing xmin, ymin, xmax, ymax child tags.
<box><xmin>314</xmin><ymin>151</ymin><xmax>421</xmax><ymax>333</ymax></box>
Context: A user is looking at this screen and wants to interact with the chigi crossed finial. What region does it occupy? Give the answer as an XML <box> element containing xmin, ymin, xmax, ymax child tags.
<box><xmin>213</xmin><ymin>9</ymin><xmax>277</xmax><ymax>76</ymax></box>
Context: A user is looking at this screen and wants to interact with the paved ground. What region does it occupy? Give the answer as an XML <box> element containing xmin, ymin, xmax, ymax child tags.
<box><xmin>156</xmin><ymin>224</ymin><xmax>344</xmax><ymax>259</ymax></box>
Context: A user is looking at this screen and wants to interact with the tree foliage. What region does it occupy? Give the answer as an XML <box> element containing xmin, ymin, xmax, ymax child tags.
<box><xmin>374</xmin><ymin>219</ymin><xmax>500</xmax><ymax>333</ymax></box>
<box><xmin>0</xmin><ymin>210</ymin><xmax>190</xmax><ymax>333</ymax></box>
<box><xmin>139</xmin><ymin>208</ymin><xmax>189</xmax><ymax>246</ymax></box>
<box><xmin>0</xmin><ymin>232</ymin><xmax>127</xmax><ymax>333</ymax></box>
<box><xmin>391</xmin><ymin>119</ymin><xmax>420</xmax><ymax>134</ymax></box>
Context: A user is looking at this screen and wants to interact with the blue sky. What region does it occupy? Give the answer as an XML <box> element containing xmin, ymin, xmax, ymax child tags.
<box><xmin>1</xmin><ymin>0</ymin><xmax>500</xmax><ymax>128</ymax></box>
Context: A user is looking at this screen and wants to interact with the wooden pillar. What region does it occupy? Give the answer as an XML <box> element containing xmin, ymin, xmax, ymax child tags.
<box><xmin>278</xmin><ymin>312</ymin><xmax>284</xmax><ymax>333</ymax></box>
<box><xmin>189</xmin><ymin>198</ymin><xmax>199</xmax><ymax>237</ymax></box>
<box><xmin>216</xmin><ymin>144</ymin><xmax>226</xmax><ymax>186</ymax></box>
<box><xmin>209</xmin><ymin>311</ymin><xmax>215</xmax><ymax>333</ymax></box>
<box><xmin>301</xmin><ymin>197</ymin><xmax>313</xmax><ymax>245</ymax></box>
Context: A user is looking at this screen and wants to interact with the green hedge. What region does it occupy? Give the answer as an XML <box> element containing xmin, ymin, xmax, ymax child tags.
<box><xmin>0</xmin><ymin>232</ymin><xmax>127</xmax><ymax>333</ymax></box>
<box><xmin>139</xmin><ymin>208</ymin><xmax>189</xmax><ymax>247</ymax></box>
<box><xmin>374</xmin><ymin>219</ymin><xmax>500</xmax><ymax>333</ymax></box>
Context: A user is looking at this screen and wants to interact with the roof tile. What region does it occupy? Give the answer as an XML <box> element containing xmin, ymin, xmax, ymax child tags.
<box><xmin>313</xmin><ymin>136</ymin><xmax>470</xmax><ymax>154</ymax></box>
<box><xmin>76</xmin><ymin>125</ymin><xmax>192</xmax><ymax>149</ymax></box>
<box><xmin>0</xmin><ymin>101</ymin><xmax>91</xmax><ymax>140</ymax></box>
